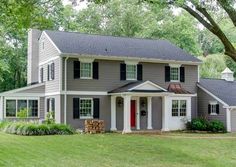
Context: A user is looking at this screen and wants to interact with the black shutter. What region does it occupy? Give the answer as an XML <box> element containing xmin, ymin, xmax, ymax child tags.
<box><xmin>47</xmin><ymin>65</ymin><xmax>50</xmax><ymax>81</ymax></box>
<box><xmin>74</xmin><ymin>61</ymin><xmax>80</xmax><ymax>79</ymax></box>
<box><xmin>216</xmin><ymin>104</ymin><xmax>220</xmax><ymax>114</ymax></box>
<box><xmin>93</xmin><ymin>62</ymin><xmax>99</xmax><ymax>79</ymax></box>
<box><xmin>137</xmin><ymin>64</ymin><xmax>143</xmax><ymax>81</ymax></box>
<box><xmin>40</xmin><ymin>68</ymin><xmax>44</xmax><ymax>82</ymax></box>
<box><xmin>51</xmin><ymin>63</ymin><xmax>55</xmax><ymax>80</ymax></box>
<box><xmin>120</xmin><ymin>63</ymin><xmax>126</xmax><ymax>80</ymax></box>
<box><xmin>180</xmin><ymin>67</ymin><xmax>185</xmax><ymax>82</ymax></box>
<box><xmin>73</xmin><ymin>98</ymin><xmax>80</xmax><ymax>119</ymax></box>
<box><xmin>165</xmin><ymin>66</ymin><xmax>170</xmax><ymax>82</ymax></box>
<box><xmin>208</xmin><ymin>104</ymin><xmax>211</xmax><ymax>114</ymax></box>
<box><xmin>93</xmin><ymin>98</ymin><xmax>100</xmax><ymax>119</ymax></box>
<box><xmin>47</xmin><ymin>99</ymin><xmax>50</xmax><ymax>112</ymax></box>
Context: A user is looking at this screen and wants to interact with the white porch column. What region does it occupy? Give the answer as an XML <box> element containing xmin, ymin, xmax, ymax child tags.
<box><xmin>110</xmin><ymin>96</ymin><xmax>117</xmax><ymax>131</ymax></box>
<box><xmin>162</xmin><ymin>96</ymin><xmax>169</xmax><ymax>131</ymax></box>
<box><xmin>0</xmin><ymin>96</ymin><xmax>3</xmax><ymax>120</ymax></box>
<box><xmin>136</xmin><ymin>97</ymin><xmax>140</xmax><ymax>130</ymax></box>
<box><xmin>147</xmin><ymin>97</ymin><xmax>153</xmax><ymax>130</ymax></box>
<box><xmin>226</xmin><ymin>108</ymin><xmax>231</xmax><ymax>132</ymax></box>
<box><xmin>123</xmin><ymin>95</ymin><xmax>131</xmax><ymax>133</ymax></box>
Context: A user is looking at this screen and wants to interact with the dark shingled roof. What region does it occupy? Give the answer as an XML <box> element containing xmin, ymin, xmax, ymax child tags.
<box><xmin>198</xmin><ymin>78</ymin><xmax>236</xmax><ymax>106</ymax></box>
<box><xmin>109</xmin><ymin>81</ymin><xmax>166</xmax><ymax>93</ymax></box>
<box><xmin>45</xmin><ymin>30</ymin><xmax>201</xmax><ymax>63</ymax></box>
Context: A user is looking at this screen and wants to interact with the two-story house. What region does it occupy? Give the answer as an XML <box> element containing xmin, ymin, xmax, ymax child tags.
<box><xmin>1</xmin><ymin>29</ymin><xmax>235</xmax><ymax>133</ymax></box>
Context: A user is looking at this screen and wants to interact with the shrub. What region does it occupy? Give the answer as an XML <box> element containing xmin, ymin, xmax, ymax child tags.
<box><xmin>186</xmin><ymin>118</ymin><xmax>226</xmax><ymax>133</ymax></box>
<box><xmin>17</xmin><ymin>108</ymin><xmax>28</xmax><ymax>118</ymax></box>
<box><xmin>2</xmin><ymin>122</ymin><xmax>75</xmax><ymax>136</ymax></box>
<box><xmin>208</xmin><ymin>120</ymin><xmax>226</xmax><ymax>132</ymax></box>
<box><xmin>45</xmin><ymin>111</ymin><xmax>55</xmax><ymax>124</ymax></box>
<box><xmin>190</xmin><ymin>118</ymin><xmax>209</xmax><ymax>131</ymax></box>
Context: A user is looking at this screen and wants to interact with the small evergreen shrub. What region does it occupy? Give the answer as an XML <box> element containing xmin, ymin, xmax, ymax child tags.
<box><xmin>17</xmin><ymin>108</ymin><xmax>28</xmax><ymax>118</ymax></box>
<box><xmin>208</xmin><ymin>120</ymin><xmax>226</xmax><ymax>132</ymax></box>
<box><xmin>45</xmin><ymin>111</ymin><xmax>55</xmax><ymax>124</ymax></box>
<box><xmin>186</xmin><ymin>118</ymin><xmax>226</xmax><ymax>133</ymax></box>
<box><xmin>2</xmin><ymin>122</ymin><xmax>75</xmax><ymax>136</ymax></box>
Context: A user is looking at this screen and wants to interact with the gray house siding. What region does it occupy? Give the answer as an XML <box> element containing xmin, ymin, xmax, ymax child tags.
<box><xmin>197</xmin><ymin>88</ymin><xmax>227</xmax><ymax>126</ymax></box>
<box><xmin>231</xmin><ymin>109</ymin><xmax>236</xmax><ymax>132</ymax></box>
<box><xmin>64</xmin><ymin>58</ymin><xmax>198</xmax><ymax>93</ymax></box>
<box><xmin>39</xmin><ymin>33</ymin><xmax>60</xmax><ymax>63</ymax></box>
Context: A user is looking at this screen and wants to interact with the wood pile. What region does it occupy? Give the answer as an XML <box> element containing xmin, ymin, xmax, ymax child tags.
<box><xmin>84</xmin><ymin>119</ymin><xmax>105</xmax><ymax>134</ymax></box>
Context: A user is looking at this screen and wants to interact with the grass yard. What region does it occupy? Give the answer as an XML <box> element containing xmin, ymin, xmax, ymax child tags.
<box><xmin>0</xmin><ymin>132</ymin><xmax>236</xmax><ymax>167</ymax></box>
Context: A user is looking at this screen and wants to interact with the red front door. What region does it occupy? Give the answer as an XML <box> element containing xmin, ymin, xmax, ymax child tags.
<box><xmin>131</xmin><ymin>100</ymin><xmax>136</xmax><ymax>127</ymax></box>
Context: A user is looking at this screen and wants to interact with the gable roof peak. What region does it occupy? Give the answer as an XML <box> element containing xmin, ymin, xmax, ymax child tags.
<box><xmin>222</xmin><ymin>67</ymin><xmax>233</xmax><ymax>74</ymax></box>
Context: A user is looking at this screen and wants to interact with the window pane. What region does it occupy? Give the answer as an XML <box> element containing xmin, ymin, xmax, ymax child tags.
<box><xmin>172</xmin><ymin>100</ymin><xmax>179</xmax><ymax>116</ymax></box>
<box><xmin>17</xmin><ymin>100</ymin><xmax>27</xmax><ymax>112</ymax></box>
<box><xmin>80</xmin><ymin>99</ymin><xmax>92</xmax><ymax>118</ymax></box>
<box><xmin>6</xmin><ymin>100</ymin><xmax>16</xmax><ymax>117</ymax></box>
<box><xmin>28</xmin><ymin>100</ymin><xmax>38</xmax><ymax>117</ymax></box>
<box><xmin>126</xmin><ymin>65</ymin><xmax>136</xmax><ymax>80</ymax></box>
<box><xmin>180</xmin><ymin>100</ymin><xmax>187</xmax><ymax>116</ymax></box>
<box><xmin>80</xmin><ymin>63</ymin><xmax>92</xmax><ymax>78</ymax></box>
<box><xmin>170</xmin><ymin>67</ymin><xmax>179</xmax><ymax>81</ymax></box>
<box><xmin>211</xmin><ymin>104</ymin><xmax>217</xmax><ymax>114</ymax></box>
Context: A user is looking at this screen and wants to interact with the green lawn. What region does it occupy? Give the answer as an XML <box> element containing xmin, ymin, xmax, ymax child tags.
<box><xmin>0</xmin><ymin>132</ymin><xmax>236</xmax><ymax>167</ymax></box>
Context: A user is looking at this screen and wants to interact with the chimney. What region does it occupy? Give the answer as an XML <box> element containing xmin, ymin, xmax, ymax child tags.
<box><xmin>221</xmin><ymin>67</ymin><xmax>234</xmax><ymax>81</ymax></box>
<box><xmin>27</xmin><ymin>29</ymin><xmax>42</xmax><ymax>85</ymax></box>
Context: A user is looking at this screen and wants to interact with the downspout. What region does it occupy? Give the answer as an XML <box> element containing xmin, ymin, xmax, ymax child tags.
<box><xmin>64</xmin><ymin>57</ymin><xmax>69</xmax><ymax>124</ymax></box>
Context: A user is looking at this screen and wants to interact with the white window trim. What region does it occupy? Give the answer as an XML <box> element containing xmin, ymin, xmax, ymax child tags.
<box><xmin>171</xmin><ymin>99</ymin><xmax>187</xmax><ymax>117</ymax></box>
<box><xmin>170</xmin><ymin>67</ymin><xmax>180</xmax><ymax>82</ymax></box>
<box><xmin>209</xmin><ymin>101</ymin><xmax>218</xmax><ymax>115</ymax></box>
<box><xmin>4</xmin><ymin>97</ymin><xmax>40</xmax><ymax>119</ymax></box>
<box><xmin>79</xmin><ymin>98</ymin><xmax>93</xmax><ymax>119</ymax></box>
<box><xmin>80</xmin><ymin>62</ymin><xmax>93</xmax><ymax>79</ymax></box>
<box><xmin>126</xmin><ymin>64</ymin><xmax>137</xmax><ymax>81</ymax></box>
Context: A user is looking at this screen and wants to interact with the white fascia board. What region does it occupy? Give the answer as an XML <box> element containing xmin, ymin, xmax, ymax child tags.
<box><xmin>129</xmin><ymin>80</ymin><xmax>167</xmax><ymax>91</ymax></box>
<box><xmin>108</xmin><ymin>92</ymin><xmax>174</xmax><ymax>96</ymax></box>
<box><xmin>39</xmin><ymin>56</ymin><xmax>60</xmax><ymax>66</ymax></box>
<box><xmin>41</xmin><ymin>31</ymin><xmax>61</xmax><ymax>54</ymax></box>
<box><xmin>170</xmin><ymin>93</ymin><xmax>197</xmax><ymax>97</ymax></box>
<box><xmin>60</xmin><ymin>53</ymin><xmax>202</xmax><ymax>66</ymax></box>
<box><xmin>2</xmin><ymin>93</ymin><xmax>44</xmax><ymax>97</ymax></box>
<box><xmin>61</xmin><ymin>91</ymin><xmax>108</xmax><ymax>95</ymax></box>
<box><xmin>197</xmin><ymin>84</ymin><xmax>229</xmax><ymax>107</ymax></box>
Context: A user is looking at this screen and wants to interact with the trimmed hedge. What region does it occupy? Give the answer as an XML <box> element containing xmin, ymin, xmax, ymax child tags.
<box><xmin>186</xmin><ymin>118</ymin><xmax>226</xmax><ymax>133</ymax></box>
<box><xmin>0</xmin><ymin>122</ymin><xmax>75</xmax><ymax>136</ymax></box>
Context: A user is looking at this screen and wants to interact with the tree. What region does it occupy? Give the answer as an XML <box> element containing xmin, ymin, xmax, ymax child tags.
<box><xmin>80</xmin><ymin>0</ymin><xmax>236</xmax><ymax>62</ymax></box>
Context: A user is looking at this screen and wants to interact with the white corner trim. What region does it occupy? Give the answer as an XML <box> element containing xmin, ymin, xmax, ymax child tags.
<box><xmin>42</xmin><ymin>31</ymin><xmax>61</xmax><ymax>54</ymax></box>
<box><xmin>226</xmin><ymin>108</ymin><xmax>231</xmax><ymax>132</ymax></box>
<box><xmin>129</xmin><ymin>80</ymin><xmax>167</xmax><ymax>91</ymax></box>
<box><xmin>39</xmin><ymin>56</ymin><xmax>60</xmax><ymax>66</ymax></box>
<box><xmin>197</xmin><ymin>84</ymin><xmax>229</xmax><ymax>107</ymax></box>
<box><xmin>197</xmin><ymin>65</ymin><xmax>200</xmax><ymax>82</ymax></box>
<box><xmin>169</xmin><ymin>63</ymin><xmax>182</xmax><ymax>68</ymax></box>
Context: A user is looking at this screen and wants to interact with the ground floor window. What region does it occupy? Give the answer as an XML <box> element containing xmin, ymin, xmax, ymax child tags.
<box><xmin>47</xmin><ymin>98</ymin><xmax>55</xmax><ymax>112</ymax></box>
<box><xmin>5</xmin><ymin>99</ymin><xmax>39</xmax><ymax>118</ymax></box>
<box><xmin>208</xmin><ymin>101</ymin><xmax>219</xmax><ymax>115</ymax></box>
<box><xmin>172</xmin><ymin>100</ymin><xmax>187</xmax><ymax>117</ymax></box>
<box><xmin>80</xmin><ymin>98</ymin><xmax>93</xmax><ymax>119</ymax></box>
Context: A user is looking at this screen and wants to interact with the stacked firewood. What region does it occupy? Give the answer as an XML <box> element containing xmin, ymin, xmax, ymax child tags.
<box><xmin>84</xmin><ymin>120</ymin><xmax>105</xmax><ymax>134</ymax></box>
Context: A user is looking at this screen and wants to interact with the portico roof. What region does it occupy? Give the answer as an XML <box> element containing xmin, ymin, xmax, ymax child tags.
<box><xmin>108</xmin><ymin>81</ymin><xmax>167</xmax><ymax>94</ymax></box>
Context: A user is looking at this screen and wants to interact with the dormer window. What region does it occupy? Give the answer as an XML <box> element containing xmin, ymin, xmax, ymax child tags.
<box><xmin>126</xmin><ymin>64</ymin><xmax>137</xmax><ymax>80</ymax></box>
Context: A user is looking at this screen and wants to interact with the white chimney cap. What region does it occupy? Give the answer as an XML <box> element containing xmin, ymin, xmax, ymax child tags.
<box><xmin>222</xmin><ymin>67</ymin><xmax>233</xmax><ymax>74</ymax></box>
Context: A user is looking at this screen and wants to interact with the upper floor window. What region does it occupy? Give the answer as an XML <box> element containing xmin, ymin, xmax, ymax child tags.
<box><xmin>47</xmin><ymin>62</ymin><xmax>55</xmax><ymax>81</ymax></box>
<box><xmin>80</xmin><ymin>62</ymin><xmax>92</xmax><ymax>79</ymax></box>
<box><xmin>170</xmin><ymin>67</ymin><xmax>179</xmax><ymax>82</ymax></box>
<box><xmin>172</xmin><ymin>100</ymin><xmax>187</xmax><ymax>117</ymax></box>
<box><xmin>126</xmin><ymin>64</ymin><xmax>137</xmax><ymax>80</ymax></box>
<box><xmin>74</xmin><ymin>60</ymin><xmax>99</xmax><ymax>80</ymax></box>
<box><xmin>40</xmin><ymin>67</ymin><xmax>44</xmax><ymax>83</ymax></box>
<box><xmin>165</xmin><ymin>65</ymin><xmax>185</xmax><ymax>82</ymax></box>
<box><xmin>120</xmin><ymin>63</ymin><xmax>142</xmax><ymax>81</ymax></box>
<box><xmin>208</xmin><ymin>101</ymin><xmax>219</xmax><ymax>115</ymax></box>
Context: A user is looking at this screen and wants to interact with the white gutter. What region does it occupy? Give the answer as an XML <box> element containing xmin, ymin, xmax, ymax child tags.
<box><xmin>64</xmin><ymin>57</ymin><xmax>69</xmax><ymax>124</ymax></box>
